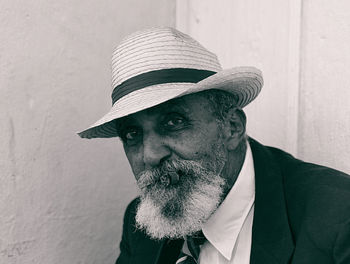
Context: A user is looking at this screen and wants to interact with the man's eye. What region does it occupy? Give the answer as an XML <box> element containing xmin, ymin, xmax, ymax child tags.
<box><xmin>122</xmin><ymin>128</ymin><xmax>141</xmax><ymax>144</ymax></box>
<box><xmin>162</xmin><ymin>114</ymin><xmax>188</xmax><ymax>130</ymax></box>
<box><xmin>166</xmin><ymin>117</ymin><xmax>184</xmax><ymax>126</ymax></box>
<box><xmin>125</xmin><ymin>131</ymin><xmax>138</xmax><ymax>140</ymax></box>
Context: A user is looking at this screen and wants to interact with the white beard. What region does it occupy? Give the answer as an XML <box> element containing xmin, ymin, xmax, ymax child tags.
<box><xmin>135</xmin><ymin>159</ymin><xmax>225</xmax><ymax>240</ymax></box>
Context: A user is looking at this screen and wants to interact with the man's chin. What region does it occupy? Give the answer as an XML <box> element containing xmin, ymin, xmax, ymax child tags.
<box><xmin>135</xmin><ymin>178</ymin><xmax>224</xmax><ymax>239</ymax></box>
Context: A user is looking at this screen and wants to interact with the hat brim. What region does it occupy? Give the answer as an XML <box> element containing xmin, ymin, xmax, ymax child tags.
<box><xmin>78</xmin><ymin>66</ymin><xmax>263</xmax><ymax>139</ymax></box>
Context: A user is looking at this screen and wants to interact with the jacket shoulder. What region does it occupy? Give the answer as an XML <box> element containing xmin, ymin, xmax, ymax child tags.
<box><xmin>250</xmin><ymin>138</ymin><xmax>350</xmax><ymax>256</ymax></box>
<box><xmin>250</xmin><ymin>137</ymin><xmax>350</xmax><ymax>223</ymax></box>
<box><xmin>262</xmin><ymin>142</ymin><xmax>350</xmax><ymax>244</ymax></box>
<box><xmin>266</xmin><ymin>144</ymin><xmax>350</xmax><ymax>193</ymax></box>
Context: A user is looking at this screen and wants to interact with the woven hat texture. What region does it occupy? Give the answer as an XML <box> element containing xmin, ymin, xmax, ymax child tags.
<box><xmin>78</xmin><ymin>27</ymin><xmax>263</xmax><ymax>139</ymax></box>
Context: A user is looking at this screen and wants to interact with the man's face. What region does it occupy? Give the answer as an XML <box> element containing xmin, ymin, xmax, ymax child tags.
<box><xmin>117</xmin><ymin>93</ymin><xmax>230</xmax><ymax>239</ymax></box>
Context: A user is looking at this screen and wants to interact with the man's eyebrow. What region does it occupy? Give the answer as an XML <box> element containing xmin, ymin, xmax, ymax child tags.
<box><xmin>115</xmin><ymin>117</ymin><xmax>136</xmax><ymax>132</ymax></box>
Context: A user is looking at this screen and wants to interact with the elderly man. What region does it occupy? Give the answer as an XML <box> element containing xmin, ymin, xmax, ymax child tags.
<box><xmin>78</xmin><ymin>28</ymin><xmax>350</xmax><ymax>264</ymax></box>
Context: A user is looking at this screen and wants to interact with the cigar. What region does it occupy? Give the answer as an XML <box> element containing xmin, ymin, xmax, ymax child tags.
<box><xmin>168</xmin><ymin>171</ymin><xmax>179</xmax><ymax>185</ymax></box>
<box><xmin>159</xmin><ymin>171</ymin><xmax>180</xmax><ymax>186</ymax></box>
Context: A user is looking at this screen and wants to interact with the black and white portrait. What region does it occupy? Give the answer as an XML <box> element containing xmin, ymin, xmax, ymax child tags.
<box><xmin>2</xmin><ymin>1</ymin><xmax>350</xmax><ymax>263</ymax></box>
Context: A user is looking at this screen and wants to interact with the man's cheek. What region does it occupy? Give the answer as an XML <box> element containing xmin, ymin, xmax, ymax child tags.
<box><xmin>170</xmin><ymin>136</ymin><xmax>203</xmax><ymax>158</ymax></box>
<box><xmin>125</xmin><ymin>154</ymin><xmax>144</xmax><ymax>179</ymax></box>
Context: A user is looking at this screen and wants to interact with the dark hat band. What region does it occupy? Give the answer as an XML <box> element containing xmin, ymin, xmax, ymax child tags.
<box><xmin>111</xmin><ymin>68</ymin><xmax>216</xmax><ymax>104</ymax></box>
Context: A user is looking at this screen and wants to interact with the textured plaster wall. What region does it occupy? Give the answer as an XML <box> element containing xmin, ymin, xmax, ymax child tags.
<box><xmin>176</xmin><ymin>0</ymin><xmax>350</xmax><ymax>174</ymax></box>
<box><xmin>298</xmin><ymin>0</ymin><xmax>350</xmax><ymax>173</ymax></box>
<box><xmin>0</xmin><ymin>1</ymin><xmax>175</xmax><ymax>263</ymax></box>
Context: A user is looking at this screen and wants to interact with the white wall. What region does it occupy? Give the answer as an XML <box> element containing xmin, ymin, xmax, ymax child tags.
<box><xmin>298</xmin><ymin>0</ymin><xmax>350</xmax><ymax>172</ymax></box>
<box><xmin>0</xmin><ymin>1</ymin><xmax>175</xmax><ymax>263</ymax></box>
<box><xmin>176</xmin><ymin>0</ymin><xmax>350</xmax><ymax>174</ymax></box>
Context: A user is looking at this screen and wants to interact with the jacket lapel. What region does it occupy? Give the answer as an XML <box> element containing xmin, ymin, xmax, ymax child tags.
<box><xmin>248</xmin><ymin>138</ymin><xmax>294</xmax><ymax>264</ymax></box>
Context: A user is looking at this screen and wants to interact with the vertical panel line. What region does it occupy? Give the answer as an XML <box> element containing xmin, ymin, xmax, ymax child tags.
<box><xmin>286</xmin><ymin>0</ymin><xmax>303</xmax><ymax>156</ymax></box>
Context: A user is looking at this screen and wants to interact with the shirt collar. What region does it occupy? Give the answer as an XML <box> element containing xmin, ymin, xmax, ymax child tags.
<box><xmin>202</xmin><ymin>142</ymin><xmax>255</xmax><ymax>260</ymax></box>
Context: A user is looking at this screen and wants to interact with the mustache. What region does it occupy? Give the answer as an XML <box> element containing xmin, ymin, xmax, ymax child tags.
<box><xmin>136</xmin><ymin>160</ymin><xmax>201</xmax><ymax>190</ymax></box>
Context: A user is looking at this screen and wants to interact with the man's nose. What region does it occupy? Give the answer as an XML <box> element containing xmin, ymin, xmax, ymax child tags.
<box><xmin>142</xmin><ymin>132</ymin><xmax>171</xmax><ymax>168</ymax></box>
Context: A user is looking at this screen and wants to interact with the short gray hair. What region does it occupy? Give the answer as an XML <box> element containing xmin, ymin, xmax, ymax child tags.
<box><xmin>199</xmin><ymin>89</ymin><xmax>248</xmax><ymax>142</ymax></box>
<box><xmin>198</xmin><ymin>89</ymin><xmax>242</xmax><ymax>120</ymax></box>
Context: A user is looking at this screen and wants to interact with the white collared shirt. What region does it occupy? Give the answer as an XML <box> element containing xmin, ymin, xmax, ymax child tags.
<box><xmin>199</xmin><ymin>143</ymin><xmax>255</xmax><ymax>264</ymax></box>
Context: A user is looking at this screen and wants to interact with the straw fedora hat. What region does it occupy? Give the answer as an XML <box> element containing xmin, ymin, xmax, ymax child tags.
<box><xmin>78</xmin><ymin>27</ymin><xmax>263</xmax><ymax>139</ymax></box>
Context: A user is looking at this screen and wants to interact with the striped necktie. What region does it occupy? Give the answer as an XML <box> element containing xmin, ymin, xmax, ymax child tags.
<box><xmin>176</xmin><ymin>231</ymin><xmax>206</xmax><ymax>264</ymax></box>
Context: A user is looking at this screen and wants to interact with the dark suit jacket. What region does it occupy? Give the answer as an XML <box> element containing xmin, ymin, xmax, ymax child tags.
<box><xmin>116</xmin><ymin>138</ymin><xmax>350</xmax><ymax>264</ymax></box>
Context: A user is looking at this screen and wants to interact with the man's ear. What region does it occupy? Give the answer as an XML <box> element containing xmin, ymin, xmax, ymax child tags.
<box><xmin>222</xmin><ymin>108</ymin><xmax>246</xmax><ymax>151</ymax></box>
